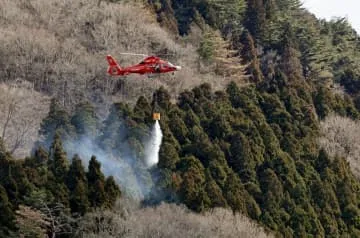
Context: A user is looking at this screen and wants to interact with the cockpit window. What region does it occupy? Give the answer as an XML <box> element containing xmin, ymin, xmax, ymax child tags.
<box><xmin>168</xmin><ymin>62</ymin><xmax>175</xmax><ymax>67</ymax></box>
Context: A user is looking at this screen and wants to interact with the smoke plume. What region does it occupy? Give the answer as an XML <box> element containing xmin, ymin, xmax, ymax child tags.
<box><xmin>60</xmin><ymin>120</ymin><xmax>163</xmax><ymax>200</ymax></box>
<box><xmin>63</xmin><ymin>137</ymin><xmax>146</xmax><ymax>200</ymax></box>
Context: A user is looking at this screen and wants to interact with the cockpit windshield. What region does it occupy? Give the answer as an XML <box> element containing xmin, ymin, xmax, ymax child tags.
<box><xmin>167</xmin><ymin>62</ymin><xmax>175</xmax><ymax>67</ymax></box>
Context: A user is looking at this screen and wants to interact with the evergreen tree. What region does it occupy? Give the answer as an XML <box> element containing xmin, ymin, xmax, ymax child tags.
<box><xmin>168</xmin><ymin>114</ymin><xmax>189</xmax><ymax>144</ymax></box>
<box><xmin>2</xmin><ymin>172</ymin><xmax>18</xmax><ymax>207</ymax></box>
<box><xmin>104</xmin><ymin>176</ymin><xmax>121</xmax><ymax>208</ymax></box>
<box><xmin>49</xmin><ymin>132</ymin><xmax>69</xmax><ymax>181</ymax></box>
<box><xmin>70</xmin><ymin>180</ymin><xmax>89</xmax><ymax>215</ymax></box>
<box><xmin>244</xmin><ymin>0</ymin><xmax>266</xmax><ymax>40</ymax></box>
<box><xmin>208</xmin><ymin>113</ymin><xmax>232</xmax><ymax>139</ymax></box>
<box><xmin>0</xmin><ymin>184</ymin><xmax>16</xmax><ymax>236</ymax></box>
<box><xmin>87</xmin><ymin>156</ymin><xmax>106</xmax><ymax>208</ymax></box>
<box><xmin>171</xmin><ymin>0</ymin><xmax>196</xmax><ymax>34</ymax></box>
<box><xmin>158</xmin><ymin>142</ymin><xmax>180</xmax><ymax>170</ymax></box>
<box><xmin>198</xmin><ymin>28</ymin><xmax>246</xmax><ymax>81</ymax></box>
<box><xmin>259</xmin><ymin>168</ymin><xmax>284</xmax><ymax>211</ymax></box>
<box><xmin>204</xmin><ymin>169</ymin><xmax>227</xmax><ymax>207</ymax></box>
<box><xmin>98</xmin><ymin>102</ymin><xmax>130</xmax><ymax>151</ymax></box>
<box><xmin>240</xmin><ymin>30</ymin><xmax>264</xmax><ymax>82</ymax></box>
<box><xmin>45</xmin><ymin>133</ymin><xmax>70</xmax><ymax>207</ymax></box>
<box><xmin>184</xmin><ymin>108</ymin><xmax>201</xmax><ymax>127</ymax></box>
<box><xmin>133</xmin><ymin>96</ymin><xmax>152</xmax><ymax>124</ymax></box>
<box><xmin>71</xmin><ymin>101</ymin><xmax>97</xmax><ymax>138</ymax></box>
<box><xmin>205</xmin><ymin>0</ymin><xmax>246</xmax><ymax>35</ymax></box>
<box><xmin>46</xmin><ymin>173</ymin><xmax>70</xmax><ymax>208</ymax></box>
<box><xmin>67</xmin><ymin>155</ymin><xmax>89</xmax><ymax>215</ymax></box>
<box><xmin>0</xmin><ymin>137</ymin><xmax>6</xmax><ymax>158</ymax></box>
<box><xmin>33</xmin><ymin>146</ymin><xmax>49</xmax><ymax>166</ymax></box>
<box><xmin>152</xmin><ymin>86</ymin><xmax>172</xmax><ymax>112</ymax></box>
<box><xmin>223</xmin><ymin>171</ymin><xmax>248</xmax><ymax>214</ymax></box>
<box><xmin>279</xmin><ymin>22</ymin><xmax>304</xmax><ymax>81</ymax></box>
<box><xmin>178</xmin><ymin>156</ymin><xmax>210</xmax><ymax>212</ymax></box>
<box><xmin>39</xmin><ymin>98</ymin><xmax>76</xmax><ymax>147</ymax></box>
<box><xmin>229</xmin><ymin>132</ymin><xmax>256</xmax><ymax>183</ymax></box>
<box><xmin>276</xmin><ymin>0</ymin><xmax>302</xmax><ymax>11</ymax></box>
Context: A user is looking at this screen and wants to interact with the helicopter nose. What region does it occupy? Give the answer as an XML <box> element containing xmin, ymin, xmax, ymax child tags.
<box><xmin>175</xmin><ymin>66</ymin><xmax>181</xmax><ymax>70</ymax></box>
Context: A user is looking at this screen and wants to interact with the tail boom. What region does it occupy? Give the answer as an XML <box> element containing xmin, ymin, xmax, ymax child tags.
<box><xmin>106</xmin><ymin>55</ymin><xmax>124</xmax><ymax>76</ymax></box>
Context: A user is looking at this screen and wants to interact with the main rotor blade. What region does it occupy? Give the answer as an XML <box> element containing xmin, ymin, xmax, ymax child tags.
<box><xmin>118</xmin><ymin>52</ymin><xmax>148</xmax><ymax>57</ymax></box>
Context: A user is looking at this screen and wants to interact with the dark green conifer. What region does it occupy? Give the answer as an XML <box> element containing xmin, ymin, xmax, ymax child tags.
<box><xmin>178</xmin><ymin>156</ymin><xmax>210</xmax><ymax>212</ymax></box>
<box><xmin>3</xmin><ymin>173</ymin><xmax>18</xmax><ymax>207</ymax></box>
<box><xmin>184</xmin><ymin>108</ymin><xmax>201</xmax><ymax>127</ymax></box>
<box><xmin>152</xmin><ymin>86</ymin><xmax>171</xmax><ymax>111</ymax></box>
<box><xmin>44</xmin><ymin>133</ymin><xmax>70</xmax><ymax>207</ymax></box>
<box><xmin>158</xmin><ymin>142</ymin><xmax>180</xmax><ymax>170</ymax></box>
<box><xmin>279</xmin><ymin>22</ymin><xmax>304</xmax><ymax>81</ymax></box>
<box><xmin>229</xmin><ymin>132</ymin><xmax>256</xmax><ymax>183</ymax></box>
<box><xmin>204</xmin><ymin>169</ymin><xmax>227</xmax><ymax>208</ymax></box>
<box><xmin>33</xmin><ymin>146</ymin><xmax>49</xmax><ymax>166</ymax></box>
<box><xmin>39</xmin><ymin>98</ymin><xmax>76</xmax><ymax>146</ymax></box>
<box><xmin>87</xmin><ymin>156</ymin><xmax>106</xmax><ymax>208</ymax></box>
<box><xmin>226</xmin><ymin>81</ymin><xmax>242</xmax><ymax>108</ymax></box>
<box><xmin>49</xmin><ymin>132</ymin><xmax>69</xmax><ymax>181</ymax></box>
<box><xmin>0</xmin><ymin>184</ymin><xmax>16</xmax><ymax>235</ymax></box>
<box><xmin>133</xmin><ymin>96</ymin><xmax>152</xmax><ymax>123</ymax></box>
<box><xmin>240</xmin><ymin>30</ymin><xmax>264</xmax><ymax>82</ymax></box>
<box><xmin>208</xmin><ymin>113</ymin><xmax>232</xmax><ymax>139</ymax></box>
<box><xmin>259</xmin><ymin>168</ymin><xmax>283</xmax><ymax>210</ymax></box>
<box><xmin>223</xmin><ymin>171</ymin><xmax>248</xmax><ymax>214</ymax></box>
<box><xmin>67</xmin><ymin>155</ymin><xmax>89</xmax><ymax>215</ymax></box>
<box><xmin>0</xmin><ymin>137</ymin><xmax>6</xmax><ymax>158</ymax></box>
<box><xmin>168</xmin><ymin>116</ymin><xmax>189</xmax><ymax>144</ymax></box>
<box><xmin>244</xmin><ymin>0</ymin><xmax>266</xmax><ymax>40</ymax></box>
<box><xmin>104</xmin><ymin>176</ymin><xmax>121</xmax><ymax>208</ymax></box>
<box><xmin>70</xmin><ymin>180</ymin><xmax>89</xmax><ymax>215</ymax></box>
<box><xmin>71</xmin><ymin>101</ymin><xmax>97</xmax><ymax>137</ymax></box>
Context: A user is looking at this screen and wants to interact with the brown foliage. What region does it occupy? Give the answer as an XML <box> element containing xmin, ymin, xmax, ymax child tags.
<box><xmin>16</xmin><ymin>205</ymin><xmax>48</xmax><ymax>238</ymax></box>
<box><xmin>318</xmin><ymin>114</ymin><xmax>360</xmax><ymax>177</ymax></box>
<box><xmin>0</xmin><ymin>83</ymin><xmax>50</xmax><ymax>157</ymax></box>
<box><xmin>0</xmin><ymin>0</ymin><xmax>228</xmax><ymax>110</ymax></box>
<box><xmin>77</xmin><ymin>198</ymin><xmax>273</xmax><ymax>238</ymax></box>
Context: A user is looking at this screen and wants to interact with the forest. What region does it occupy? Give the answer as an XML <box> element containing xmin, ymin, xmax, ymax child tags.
<box><xmin>2</xmin><ymin>0</ymin><xmax>360</xmax><ymax>237</ymax></box>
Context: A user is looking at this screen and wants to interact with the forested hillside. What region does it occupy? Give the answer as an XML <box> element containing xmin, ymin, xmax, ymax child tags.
<box><xmin>2</xmin><ymin>0</ymin><xmax>360</xmax><ymax>237</ymax></box>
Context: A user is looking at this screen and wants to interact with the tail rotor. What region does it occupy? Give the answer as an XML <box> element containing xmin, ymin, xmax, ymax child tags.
<box><xmin>106</xmin><ymin>55</ymin><xmax>122</xmax><ymax>76</ymax></box>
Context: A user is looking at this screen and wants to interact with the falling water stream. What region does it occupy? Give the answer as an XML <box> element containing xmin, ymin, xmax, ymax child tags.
<box><xmin>145</xmin><ymin>121</ymin><xmax>163</xmax><ymax>167</ymax></box>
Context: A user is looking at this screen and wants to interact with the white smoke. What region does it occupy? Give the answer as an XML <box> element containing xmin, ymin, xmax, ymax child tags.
<box><xmin>56</xmin><ymin>118</ymin><xmax>163</xmax><ymax>199</ymax></box>
<box><xmin>63</xmin><ymin>137</ymin><xmax>145</xmax><ymax>199</ymax></box>
<box><xmin>144</xmin><ymin>121</ymin><xmax>163</xmax><ymax>168</ymax></box>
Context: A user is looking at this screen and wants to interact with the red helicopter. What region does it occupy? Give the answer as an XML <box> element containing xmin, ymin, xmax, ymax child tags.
<box><xmin>106</xmin><ymin>53</ymin><xmax>181</xmax><ymax>77</ymax></box>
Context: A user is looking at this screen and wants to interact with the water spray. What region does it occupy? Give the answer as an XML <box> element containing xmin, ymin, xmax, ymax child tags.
<box><xmin>144</xmin><ymin>114</ymin><xmax>163</xmax><ymax>168</ymax></box>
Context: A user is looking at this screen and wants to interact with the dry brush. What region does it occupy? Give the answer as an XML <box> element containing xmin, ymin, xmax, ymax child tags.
<box><xmin>318</xmin><ymin>114</ymin><xmax>360</xmax><ymax>177</ymax></box>
<box><xmin>77</xmin><ymin>199</ymin><xmax>273</xmax><ymax>238</ymax></box>
<box><xmin>0</xmin><ymin>0</ymin><xmax>230</xmax><ymax>111</ymax></box>
<box><xmin>0</xmin><ymin>83</ymin><xmax>50</xmax><ymax>157</ymax></box>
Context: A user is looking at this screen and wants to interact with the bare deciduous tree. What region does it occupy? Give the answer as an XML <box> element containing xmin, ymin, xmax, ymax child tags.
<box><xmin>0</xmin><ymin>83</ymin><xmax>50</xmax><ymax>157</ymax></box>
<box><xmin>23</xmin><ymin>190</ymin><xmax>78</xmax><ymax>238</ymax></box>
<box><xmin>77</xmin><ymin>199</ymin><xmax>273</xmax><ymax>238</ymax></box>
<box><xmin>0</xmin><ymin>0</ymin><xmax>237</xmax><ymax>113</ymax></box>
<box><xmin>318</xmin><ymin>114</ymin><xmax>360</xmax><ymax>177</ymax></box>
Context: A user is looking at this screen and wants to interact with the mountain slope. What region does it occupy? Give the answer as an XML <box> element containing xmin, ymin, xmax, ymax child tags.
<box><xmin>33</xmin><ymin>79</ymin><xmax>360</xmax><ymax>236</ymax></box>
<box><xmin>0</xmin><ymin>0</ymin><xmax>241</xmax><ymax>156</ymax></box>
<box><xmin>0</xmin><ymin>0</ymin><xmax>231</xmax><ymax>110</ymax></box>
<box><xmin>2</xmin><ymin>0</ymin><xmax>360</xmax><ymax>237</ymax></box>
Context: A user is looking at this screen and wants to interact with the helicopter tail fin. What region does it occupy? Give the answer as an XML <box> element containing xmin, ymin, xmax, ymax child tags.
<box><xmin>106</xmin><ymin>55</ymin><xmax>123</xmax><ymax>75</ymax></box>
